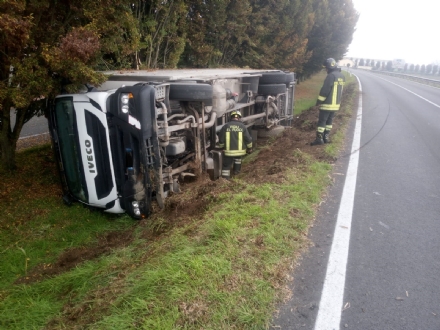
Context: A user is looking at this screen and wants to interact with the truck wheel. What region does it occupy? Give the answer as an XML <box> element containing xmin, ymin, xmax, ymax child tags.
<box><xmin>257</xmin><ymin>126</ymin><xmax>285</xmax><ymax>137</ymax></box>
<box><xmin>258</xmin><ymin>71</ymin><xmax>287</xmax><ymax>84</ymax></box>
<box><xmin>285</xmin><ymin>72</ymin><xmax>295</xmax><ymax>85</ymax></box>
<box><xmin>257</xmin><ymin>84</ymin><xmax>286</xmax><ymax>96</ymax></box>
<box><xmin>169</xmin><ymin>83</ymin><xmax>213</xmax><ymax>101</ymax></box>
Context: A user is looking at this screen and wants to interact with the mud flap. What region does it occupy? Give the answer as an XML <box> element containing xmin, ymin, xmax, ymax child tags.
<box><xmin>207</xmin><ymin>150</ymin><xmax>222</xmax><ymax>180</ymax></box>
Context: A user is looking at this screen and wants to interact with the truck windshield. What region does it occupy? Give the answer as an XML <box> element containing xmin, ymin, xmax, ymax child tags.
<box><xmin>54</xmin><ymin>97</ymin><xmax>88</xmax><ymax>203</ymax></box>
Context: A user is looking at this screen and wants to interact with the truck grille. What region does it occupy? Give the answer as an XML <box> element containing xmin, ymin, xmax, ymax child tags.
<box><xmin>85</xmin><ymin>110</ymin><xmax>114</xmax><ymax>199</ymax></box>
<box><xmin>145</xmin><ymin>138</ymin><xmax>155</xmax><ymax>166</ymax></box>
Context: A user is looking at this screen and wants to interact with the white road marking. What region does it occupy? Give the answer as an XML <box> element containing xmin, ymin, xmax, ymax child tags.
<box><xmin>377</xmin><ymin>76</ymin><xmax>440</xmax><ymax>109</ymax></box>
<box><xmin>18</xmin><ymin>132</ymin><xmax>50</xmax><ymax>140</ymax></box>
<box><xmin>314</xmin><ymin>75</ymin><xmax>363</xmax><ymax>330</ymax></box>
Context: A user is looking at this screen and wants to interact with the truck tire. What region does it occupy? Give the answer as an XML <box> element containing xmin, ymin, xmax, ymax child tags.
<box><xmin>169</xmin><ymin>83</ymin><xmax>213</xmax><ymax>101</ymax></box>
<box><xmin>257</xmin><ymin>126</ymin><xmax>285</xmax><ymax>138</ymax></box>
<box><xmin>285</xmin><ymin>72</ymin><xmax>295</xmax><ymax>85</ymax></box>
<box><xmin>257</xmin><ymin>84</ymin><xmax>287</xmax><ymax>96</ymax></box>
<box><xmin>258</xmin><ymin>71</ymin><xmax>287</xmax><ymax>84</ymax></box>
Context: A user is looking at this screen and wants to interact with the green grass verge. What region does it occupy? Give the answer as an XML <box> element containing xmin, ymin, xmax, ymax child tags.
<box><xmin>0</xmin><ymin>72</ymin><xmax>359</xmax><ymax>330</ymax></box>
<box><xmin>0</xmin><ymin>146</ymin><xmax>137</xmax><ymax>329</ymax></box>
<box><xmin>94</xmin><ymin>163</ymin><xmax>332</xmax><ymax>330</ymax></box>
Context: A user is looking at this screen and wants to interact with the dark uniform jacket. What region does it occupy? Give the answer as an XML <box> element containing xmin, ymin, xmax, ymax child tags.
<box><xmin>317</xmin><ymin>69</ymin><xmax>345</xmax><ymax>111</ymax></box>
<box><xmin>218</xmin><ymin>120</ymin><xmax>252</xmax><ymax>157</ymax></box>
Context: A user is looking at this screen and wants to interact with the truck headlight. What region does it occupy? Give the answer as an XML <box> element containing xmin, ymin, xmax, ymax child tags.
<box><xmin>121</xmin><ymin>93</ymin><xmax>133</xmax><ymax>114</ymax></box>
<box><xmin>132</xmin><ymin>200</ymin><xmax>141</xmax><ymax>216</ymax></box>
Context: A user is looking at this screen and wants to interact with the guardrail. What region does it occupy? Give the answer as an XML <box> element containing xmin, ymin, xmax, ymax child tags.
<box><xmin>352</xmin><ymin>68</ymin><xmax>440</xmax><ymax>88</ymax></box>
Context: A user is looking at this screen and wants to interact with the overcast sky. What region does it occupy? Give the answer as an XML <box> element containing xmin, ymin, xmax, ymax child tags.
<box><xmin>346</xmin><ymin>0</ymin><xmax>439</xmax><ymax>65</ymax></box>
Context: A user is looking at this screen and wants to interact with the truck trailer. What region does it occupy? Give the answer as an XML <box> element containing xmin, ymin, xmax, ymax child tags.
<box><xmin>48</xmin><ymin>69</ymin><xmax>295</xmax><ymax>219</ymax></box>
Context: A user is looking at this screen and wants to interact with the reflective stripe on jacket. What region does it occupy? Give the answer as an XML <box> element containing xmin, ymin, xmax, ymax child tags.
<box><xmin>317</xmin><ymin>69</ymin><xmax>345</xmax><ymax>111</ymax></box>
<box><xmin>218</xmin><ymin>120</ymin><xmax>252</xmax><ymax>157</ymax></box>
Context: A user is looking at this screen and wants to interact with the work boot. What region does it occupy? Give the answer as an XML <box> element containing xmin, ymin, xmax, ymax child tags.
<box><xmin>310</xmin><ymin>132</ymin><xmax>324</xmax><ymax>146</ymax></box>
<box><xmin>233</xmin><ymin>160</ymin><xmax>242</xmax><ymax>175</ymax></box>
<box><xmin>323</xmin><ymin>130</ymin><xmax>331</xmax><ymax>143</ymax></box>
<box><xmin>221</xmin><ymin>169</ymin><xmax>231</xmax><ymax>180</ymax></box>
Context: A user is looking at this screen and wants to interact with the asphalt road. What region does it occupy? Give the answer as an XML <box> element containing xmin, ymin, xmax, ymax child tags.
<box><xmin>273</xmin><ymin>69</ymin><xmax>440</xmax><ymax>329</ymax></box>
<box><xmin>9</xmin><ymin>109</ymin><xmax>49</xmax><ymax>139</ymax></box>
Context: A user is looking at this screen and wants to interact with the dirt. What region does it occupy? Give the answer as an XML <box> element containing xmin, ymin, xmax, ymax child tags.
<box><xmin>16</xmin><ymin>132</ymin><xmax>52</xmax><ymax>152</ymax></box>
<box><xmin>14</xmin><ymin>83</ymin><xmax>355</xmax><ymax>286</ymax></box>
<box><xmin>14</xmin><ymin>230</ymin><xmax>135</xmax><ymax>284</ymax></box>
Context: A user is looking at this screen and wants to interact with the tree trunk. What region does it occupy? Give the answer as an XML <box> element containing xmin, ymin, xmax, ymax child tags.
<box><xmin>0</xmin><ymin>135</ymin><xmax>17</xmax><ymax>172</ymax></box>
<box><xmin>0</xmin><ymin>100</ymin><xmax>22</xmax><ymax>172</ymax></box>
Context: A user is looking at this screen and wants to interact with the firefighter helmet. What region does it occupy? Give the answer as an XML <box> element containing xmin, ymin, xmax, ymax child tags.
<box><xmin>231</xmin><ymin>110</ymin><xmax>242</xmax><ymax>119</ymax></box>
<box><xmin>323</xmin><ymin>58</ymin><xmax>337</xmax><ymax>70</ymax></box>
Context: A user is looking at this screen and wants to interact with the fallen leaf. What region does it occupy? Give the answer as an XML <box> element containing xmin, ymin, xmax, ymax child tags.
<box><xmin>342</xmin><ymin>302</ymin><xmax>351</xmax><ymax>311</ymax></box>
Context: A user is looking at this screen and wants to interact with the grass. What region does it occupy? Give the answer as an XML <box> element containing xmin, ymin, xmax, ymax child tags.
<box><xmin>293</xmin><ymin>71</ymin><xmax>326</xmax><ymax>114</ymax></box>
<box><xmin>0</xmin><ymin>147</ymin><xmax>137</xmax><ymax>329</ymax></box>
<box><xmin>82</xmin><ymin>167</ymin><xmax>332</xmax><ymax>330</ymax></box>
<box><xmin>0</xmin><ymin>72</ymin><xmax>358</xmax><ymax>330</ymax></box>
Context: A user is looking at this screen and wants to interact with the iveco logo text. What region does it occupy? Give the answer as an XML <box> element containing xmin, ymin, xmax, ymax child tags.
<box><xmin>85</xmin><ymin>140</ymin><xmax>96</xmax><ymax>174</ymax></box>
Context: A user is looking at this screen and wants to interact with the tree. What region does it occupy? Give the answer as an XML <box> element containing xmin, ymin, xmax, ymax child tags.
<box><xmin>247</xmin><ymin>0</ymin><xmax>314</xmax><ymax>72</ymax></box>
<box><xmin>426</xmin><ymin>64</ymin><xmax>432</xmax><ymax>74</ymax></box>
<box><xmin>302</xmin><ymin>0</ymin><xmax>359</xmax><ymax>77</ymax></box>
<box><xmin>178</xmin><ymin>0</ymin><xmax>224</xmax><ymax>67</ymax></box>
<box><xmin>0</xmin><ymin>0</ymin><xmax>138</xmax><ymax>171</ymax></box>
<box><xmin>132</xmin><ymin>0</ymin><xmax>188</xmax><ymax>69</ymax></box>
<box><xmin>209</xmin><ymin>0</ymin><xmax>254</xmax><ymax>67</ymax></box>
<box><xmin>179</xmin><ymin>0</ymin><xmax>314</xmax><ymax>72</ymax></box>
<box><xmin>180</xmin><ymin>0</ymin><xmax>246</xmax><ymax>67</ymax></box>
<box><xmin>386</xmin><ymin>60</ymin><xmax>393</xmax><ymax>71</ymax></box>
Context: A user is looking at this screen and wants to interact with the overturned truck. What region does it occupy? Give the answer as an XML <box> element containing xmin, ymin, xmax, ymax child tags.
<box><xmin>48</xmin><ymin>69</ymin><xmax>295</xmax><ymax>219</ymax></box>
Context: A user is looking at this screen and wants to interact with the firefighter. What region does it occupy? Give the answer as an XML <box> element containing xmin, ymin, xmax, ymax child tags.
<box><xmin>311</xmin><ymin>58</ymin><xmax>345</xmax><ymax>146</ymax></box>
<box><xmin>218</xmin><ymin>110</ymin><xmax>253</xmax><ymax>180</ymax></box>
